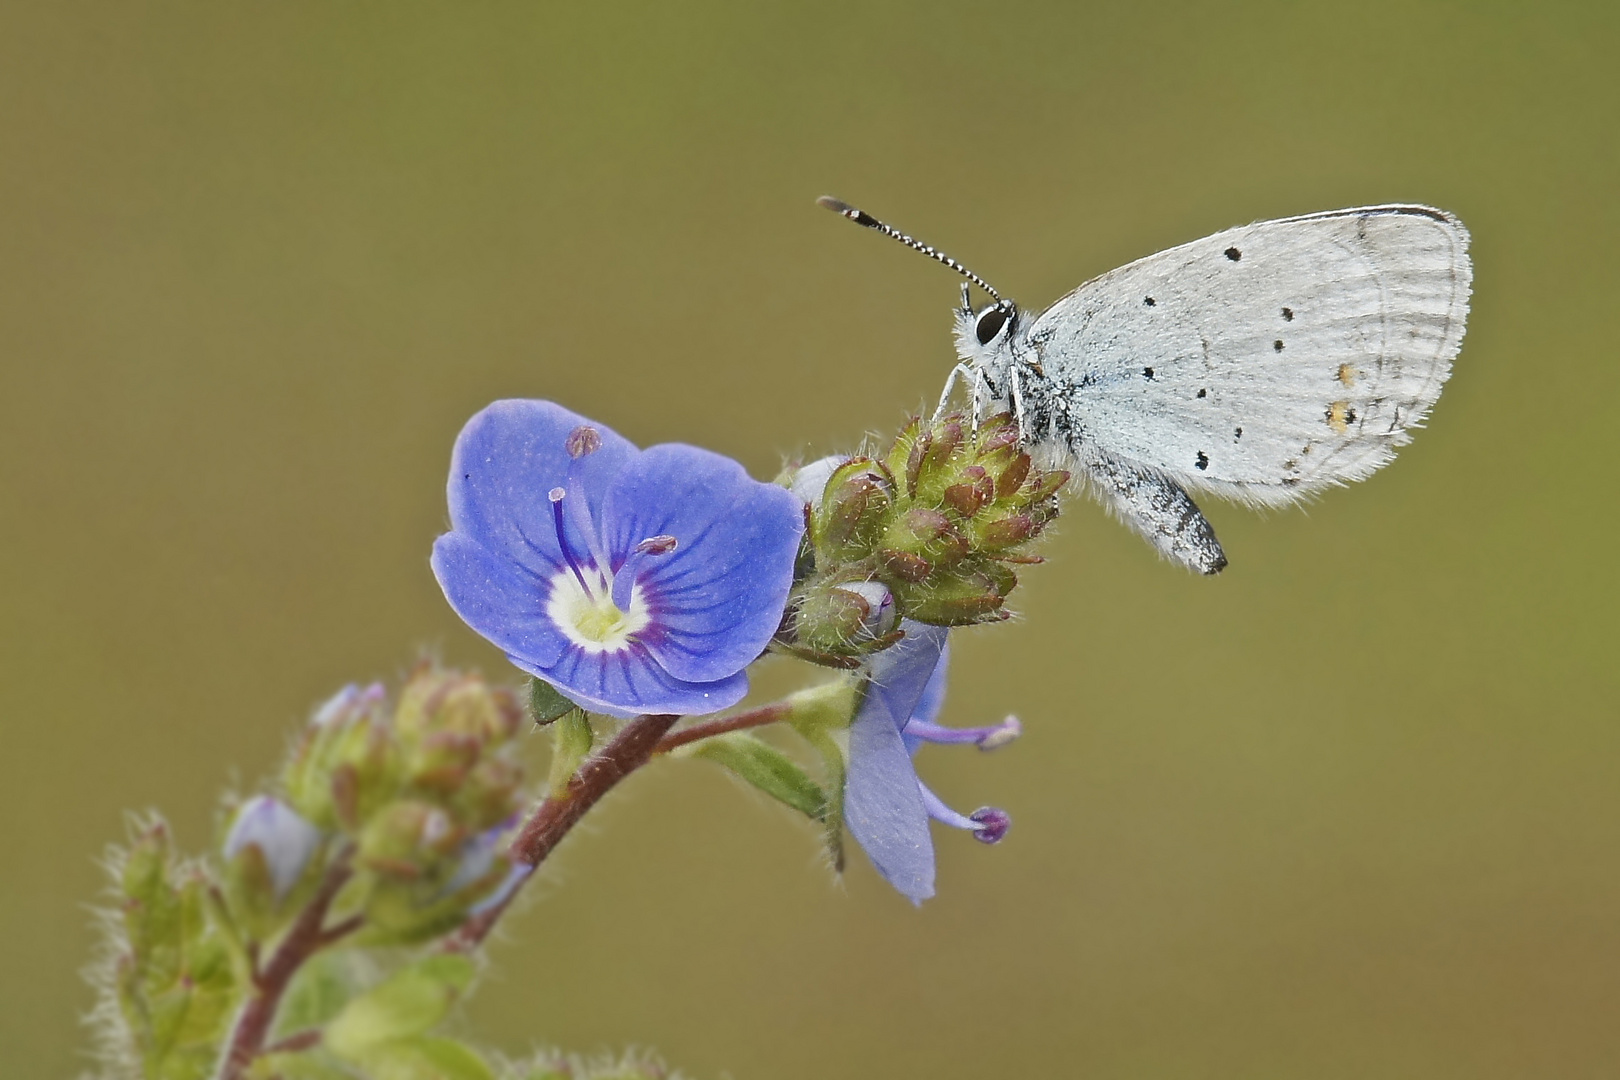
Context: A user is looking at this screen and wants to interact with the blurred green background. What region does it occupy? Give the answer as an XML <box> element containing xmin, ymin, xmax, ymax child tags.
<box><xmin>2</xmin><ymin>2</ymin><xmax>1617</xmax><ymax>1076</ymax></box>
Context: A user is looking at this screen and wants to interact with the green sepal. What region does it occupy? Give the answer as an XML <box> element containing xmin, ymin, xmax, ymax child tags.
<box><xmin>795</xmin><ymin>725</ymin><xmax>848</xmax><ymax>872</ymax></box>
<box><xmin>547</xmin><ymin>709</ymin><xmax>593</xmax><ymax>795</ymax></box>
<box><xmin>688</xmin><ymin>732</ymin><xmax>826</xmax><ymax>820</ymax></box>
<box><xmin>325</xmin><ymin>955</ymin><xmax>477</xmax><ymax>1062</ymax></box>
<box><xmin>785</xmin><ymin>679</ymin><xmax>858</xmax><ymax>871</ymax></box>
<box><xmin>527</xmin><ymin>678</ymin><xmax>580</xmax><ymax>726</ymax></box>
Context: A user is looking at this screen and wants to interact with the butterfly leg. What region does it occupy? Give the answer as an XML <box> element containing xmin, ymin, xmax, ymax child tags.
<box><xmin>1081</xmin><ymin>456</ymin><xmax>1228</xmax><ymax>575</ymax></box>
<box><xmin>934</xmin><ymin>362</ymin><xmax>974</xmax><ymax>422</ymax></box>
<box><xmin>1008</xmin><ymin>365</ymin><xmax>1027</xmax><ymax>435</ymax></box>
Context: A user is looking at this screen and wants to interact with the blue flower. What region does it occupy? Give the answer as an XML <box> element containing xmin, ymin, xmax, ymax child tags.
<box><xmin>844</xmin><ymin>621</ymin><xmax>1018</xmax><ymax>904</ymax></box>
<box><xmin>432</xmin><ymin>400</ymin><xmax>804</xmax><ymax>718</ymax></box>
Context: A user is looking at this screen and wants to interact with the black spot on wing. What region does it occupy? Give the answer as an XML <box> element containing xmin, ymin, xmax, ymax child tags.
<box><xmin>1195</xmin><ymin>451</ymin><xmax>1209</xmax><ymax>471</ymax></box>
<box><xmin>1234</xmin><ymin>427</ymin><xmax>1242</xmax><ymax>440</ymax></box>
<box><xmin>1282</xmin><ymin>307</ymin><xmax>1294</xmax><ymax>321</ymax></box>
<box><xmin>1143</xmin><ymin>367</ymin><xmax>1155</xmax><ymax>380</ymax></box>
<box><xmin>1224</xmin><ymin>247</ymin><xmax>1241</xmax><ymax>261</ymax></box>
<box><xmin>1273</xmin><ymin>339</ymin><xmax>1284</xmax><ymax>352</ymax></box>
<box><xmin>1196</xmin><ymin>388</ymin><xmax>1206</xmax><ymax>399</ymax></box>
<box><xmin>1144</xmin><ymin>296</ymin><xmax>1156</xmax><ymax>307</ymax></box>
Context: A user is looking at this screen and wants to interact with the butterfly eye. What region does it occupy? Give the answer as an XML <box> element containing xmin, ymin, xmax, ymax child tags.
<box><xmin>975</xmin><ymin>305</ymin><xmax>1010</xmax><ymax>345</ymax></box>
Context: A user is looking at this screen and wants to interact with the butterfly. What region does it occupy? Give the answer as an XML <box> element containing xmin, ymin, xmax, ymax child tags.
<box><xmin>820</xmin><ymin>197</ymin><xmax>1472</xmax><ymax>573</ymax></box>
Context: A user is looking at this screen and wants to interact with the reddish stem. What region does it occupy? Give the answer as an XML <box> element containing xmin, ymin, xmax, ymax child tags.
<box><xmin>216</xmin><ymin>854</ymin><xmax>360</xmax><ymax>1080</ymax></box>
<box><xmin>262</xmin><ymin>1028</ymin><xmax>323</xmax><ymax>1055</ymax></box>
<box><xmin>653</xmin><ymin>701</ymin><xmax>793</xmax><ymax>753</ymax></box>
<box><xmin>445</xmin><ymin>712</ymin><xmax>680</xmax><ymax>951</ymax></box>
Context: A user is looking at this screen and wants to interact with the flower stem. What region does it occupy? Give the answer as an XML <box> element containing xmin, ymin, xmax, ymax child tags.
<box><xmin>445</xmin><ymin>712</ymin><xmax>680</xmax><ymax>952</ymax></box>
<box><xmin>654</xmin><ymin>701</ymin><xmax>793</xmax><ymax>753</ymax></box>
<box><xmin>215</xmin><ymin>850</ymin><xmax>359</xmax><ymax>1080</ymax></box>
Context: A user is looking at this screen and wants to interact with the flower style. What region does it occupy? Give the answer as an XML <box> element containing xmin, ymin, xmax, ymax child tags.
<box><xmin>843</xmin><ymin>620</ymin><xmax>1019</xmax><ymax>903</ymax></box>
<box><xmin>432</xmin><ymin>400</ymin><xmax>804</xmax><ymax>718</ymax></box>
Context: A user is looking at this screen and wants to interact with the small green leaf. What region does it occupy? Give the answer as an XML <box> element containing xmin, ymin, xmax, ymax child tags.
<box><xmin>527</xmin><ymin>678</ymin><xmax>580</xmax><ymax>725</ymax></box>
<box><xmin>691</xmin><ymin>732</ymin><xmax>826</xmax><ymax>820</ymax></box>
<box><xmin>324</xmin><ymin>955</ymin><xmax>476</xmax><ymax>1061</ymax></box>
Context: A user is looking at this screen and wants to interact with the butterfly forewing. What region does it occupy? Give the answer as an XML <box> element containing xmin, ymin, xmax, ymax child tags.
<box><xmin>1026</xmin><ymin>206</ymin><xmax>1471</xmax><ymax>506</ymax></box>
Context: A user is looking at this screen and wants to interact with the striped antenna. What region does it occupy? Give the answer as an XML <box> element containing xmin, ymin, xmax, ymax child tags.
<box><xmin>817</xmin><ymin>196</ymin><xmax>1003</xmax><ymax>302</ymax></box>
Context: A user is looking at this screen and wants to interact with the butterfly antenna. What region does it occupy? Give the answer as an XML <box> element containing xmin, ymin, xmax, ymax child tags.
<box><xmin>817</xmin><ymin>196</ymin><xmax>1002</xmax><ymax>302</ymax></box>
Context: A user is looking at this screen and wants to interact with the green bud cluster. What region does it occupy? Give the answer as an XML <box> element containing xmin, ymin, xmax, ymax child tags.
<box><xmin>281</xmin><ymin>662</ymin><xmax>530</xmax><ymax>943</ymax></box>
<box><xmin>783</xmin><ymin>412</ymin><xmax>1066</xmax><ymax>661</ymax></box>
<box><xmin>90</xmin><ymin>666</ymin><xmax>548</xmax><ymax>1080</ymax></box>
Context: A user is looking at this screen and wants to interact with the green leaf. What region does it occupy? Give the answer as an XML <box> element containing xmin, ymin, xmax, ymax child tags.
<box><xmin>249</xmin><ymin>1051</ymin><xmax>361</xmax><ymax>1080</ymax></box>
<box><xmin>324</xmin><ymin>955</ymin><xmax>476</xmax><ymax>1061</ymax></box>
<box><xmin>691</xmin><ymin>732</ymin><xmax>826</xmax><ymax>820</ymax></box>
<box><xmin>362</xmin><ymin>1037</ymin><xmax>496</xmax><ymax>1080</ymax></box>
<box><xmin>275</xmin><ymin>950</ymin><xmax>364</xmax><ymax>1037</ymax></box>
<box><xmin>527</xmin><ymin>678</ymin><xmax>580</xmax><ymax>725</ymax></box>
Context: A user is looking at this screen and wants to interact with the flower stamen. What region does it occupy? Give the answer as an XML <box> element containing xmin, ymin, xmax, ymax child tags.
<box><xmin>916</xmin><ymin>781</ymin><xmax>1010</xmax><ymax>845</ymax></box>
<box><xmin>903</xmin><ymin>714</ymin><xmax>1021</xmax><ymax>750</ymax></box>
<box><xmin>611</xmin><ymin>535</ymin><xmax>677</xmax><ymax>612</ymax></box>
<box><xmin>549</xmin><ymin>487</ymin><xmax>595</xmax><ymax>597</ymax></box>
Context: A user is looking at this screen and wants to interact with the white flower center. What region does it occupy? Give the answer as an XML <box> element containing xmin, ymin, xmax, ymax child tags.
<box><xmin>546</xmin><ymin>565</ymin><xmax>651</xmax><ymax>653</ymax></box>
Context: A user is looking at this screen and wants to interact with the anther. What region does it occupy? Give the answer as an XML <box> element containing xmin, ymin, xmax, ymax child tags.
<box><xmin>610</xmin><ymin>534</ymin><xmax>678</xmax><ymax>611</ymax></box>
<box><xmin>969</xmin><ymin>806</ymin><xmax>1011</xmax><ymax>844</ymax></box>
<box><xmin>565</xmin><ymin>426</ymin><xmax>602</xmax><ymax>459</ymax></box>
<box><xmin>635</xmin><ymin>535</ymin><xmax>678</xmax><ymax>556</ymax></box>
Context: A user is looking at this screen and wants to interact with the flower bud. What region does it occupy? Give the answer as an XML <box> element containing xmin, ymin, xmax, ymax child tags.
<box><xmin>977</xmin><ymin>512</ymin><xmax>1036</xmax><ymax>550</ymax></box>
<box><xmin>898</xmin><ymin>563</ymin><xmax>1016</xmax><ymax>625</ymax></box>
<box><xmin>358</xmin><ymin>800</ymin><xmax>463</xmax><ymax>880</ymax></box>
<box><xmin>877</xmin><ymin>548</ymin><xmax>933</xmax><ymax>583</ymax></box>
<box><xmin>785</xmin><ymin>454</ymin><xmax>850</xmax><ymax>510</ymax></box>
<box><xmin>793</xmin><ymin>578</ymin><xmax>898</xmax><ymax>656</ymax></box>
<box><xmin>942</xmin><ymin>466</ymin><xmax>995</xmax><ymax>517</ymax></box>
<box><xmin>283</xmin><ymin>682</ymin><xmax>395</xmax><ymax>831</ymax></box>
<box><xmin>223</xmin><ymin>796</ymin><xmax>324</xmax><ymax>901</ymax></box>
<box><xmin>814</xmin><ymin>458</ymin><xmax>893</xmax><ymax>557</ymax></box>
<box><xmin>995</xmin><ymin>453</ymin><xmax>1030</xmax><ymax>498</ymax></box>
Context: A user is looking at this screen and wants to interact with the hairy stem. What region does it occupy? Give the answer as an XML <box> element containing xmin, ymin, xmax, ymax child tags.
<box><xmin>653</xmin><ymin>701</ymin><xmax>793</xmax><ymax>753</ymax></box>
<box><xmin>215</xmin><ymin>851</ymin><xmax>359</xmax><ymax>1080</ymax></box>
<box><xmin>446</xmin><ymin>712</ymin><xmax>680</xmax><ymax>952</ymax></box>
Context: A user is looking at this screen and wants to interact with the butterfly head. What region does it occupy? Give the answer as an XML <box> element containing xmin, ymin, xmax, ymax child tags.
<box><xmin>954</xmin><ymin>287</ymin><xmax>1020</xmax><ymax>373</ymax></box>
